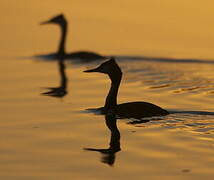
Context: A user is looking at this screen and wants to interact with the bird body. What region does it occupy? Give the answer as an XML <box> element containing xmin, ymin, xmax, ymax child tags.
<box><xmin>66</xmin><ymin>51</ymin><xmax>104</xmax><ymax>60</ymax></box>
<box><xmin>115</xmin><ymin>101</ymin><xmax>168</xmax><ymax>118</ymax></box>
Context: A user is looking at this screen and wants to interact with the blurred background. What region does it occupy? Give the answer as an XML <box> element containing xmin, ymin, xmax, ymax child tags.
<box><xmin>1</xmin><ymin>0</ymin><xmax>214</xmax><ymax>59</ymax></box>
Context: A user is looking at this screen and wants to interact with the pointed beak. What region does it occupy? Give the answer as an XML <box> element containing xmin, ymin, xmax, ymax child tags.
<box><xmin>40</xmin><ymin>20</ymin><xmax>51</xmax><ymax>25</ymax></box>
<box><xmin>83</xmin><ymin>67</ymin><xmax>100</xmax><ymax>73</ymax></box>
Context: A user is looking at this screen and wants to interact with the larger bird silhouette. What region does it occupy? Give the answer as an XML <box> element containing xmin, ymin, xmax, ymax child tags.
<box><xmin>39</xmin><ymin>14</ymin><xmax>105</xmax><ymax>61</ymax></box>
<box><xmin>84</xmin><ymin>58</ymin><xmax>169</xmax><ymax>119</ymax></box>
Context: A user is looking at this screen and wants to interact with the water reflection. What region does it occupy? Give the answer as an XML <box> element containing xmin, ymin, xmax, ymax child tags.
<box><xmin>41</xmin><ymin>57</ymin><xmax>68</xmax><ymax>98</ymax></box>
<box><xmin>84</xmin><ymin>113</ymin><xmax>120</xmax><ymax>166</ymax></box>
<box><xmin>38</xmin><ymin>14</ymin><xmax>105</xmax><ymax>61</ymax></box>
<box><xmin>116</xmin><ymin>55</ymin><xmax>214</xmax><ymax>64</ymax></box>
<box><xmin>119</xmin><ymin>58</ymin><xmax>214</xmax><ymax>96</ymax></box>
<box><xmin>84</xmin><ymin>109</ymin><xmax>156</xmax><ymax>166</ymax></box>
<box><xmin>144</xmin><ymin>113</ymin><xmax>214</xmax><ymax>135</ymax></box>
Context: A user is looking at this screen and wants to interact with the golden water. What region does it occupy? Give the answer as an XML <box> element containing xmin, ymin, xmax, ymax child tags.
<box><xmin>0</xmin><ymin>1</ymin><xmax>214</xmax><ymax>179</ymax></box>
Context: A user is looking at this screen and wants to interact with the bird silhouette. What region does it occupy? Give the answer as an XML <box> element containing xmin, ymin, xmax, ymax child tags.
<box><xmin>84</xmin><ymin>58</ymin><xmax>169</xmax><ymax>119</ymax></box>
<box><xmin>39</xmin><ymin>14</ymin><xmax>105</xmax><ymax>61</ymax></box>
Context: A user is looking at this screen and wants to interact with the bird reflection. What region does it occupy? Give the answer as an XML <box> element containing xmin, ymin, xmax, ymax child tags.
<box><xmin>41</xmin><ymin>57</ymin><xmax>68</xmax><ymax>98</ymax></box>
<box><xmin>84</xmin><ymin>112</ymin><xmax>120</xmax><ymax>166</ymax></box>
<box><xmin>38</xmin><ymin>14</ymin><xmax>105</xmax><ymax>61</ymax></box>
<box><xmin>84</xmin><ymin>110</ymin><xmax>151</xmax><ymax>166</ymax></box>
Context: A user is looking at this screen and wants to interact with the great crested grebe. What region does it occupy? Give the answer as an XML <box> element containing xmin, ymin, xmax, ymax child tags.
<box><xmin>84</xmin><ymin>58</ymin><xmax>169</xmax><ymax>119</ymax></box>
<box><xmin>40</xmin><ymin>14</ymin><xmax>105</xmax><ymax>60</ymax></box>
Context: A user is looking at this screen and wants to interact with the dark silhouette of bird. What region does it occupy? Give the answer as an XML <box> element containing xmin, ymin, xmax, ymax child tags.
<box><xmin>84</xmin><ymin>58</ymin><xmax>169</xmax><ymax>119</ymax></box>
<box><xmin>39</xmin><ymin>14</ymin><xmax>105</xmax><ymax>61</ymax></box>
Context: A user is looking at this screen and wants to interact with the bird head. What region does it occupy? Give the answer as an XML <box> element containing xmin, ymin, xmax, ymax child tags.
<box><xmin>84</xmin><ymin>58</ymin><xmax>122</xmax><ymax>75</ymax></box>
<box><xmin>84</xmin><ymin>58</ymin><xmax>122</xmax><ymax>82</ymax></box>
<box><xmin>40</xmin><ymin>14</ymin><xmax>67</xmax><ymax>26</ymax></box>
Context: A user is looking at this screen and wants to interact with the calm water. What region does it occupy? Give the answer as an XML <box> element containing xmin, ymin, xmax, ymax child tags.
<box><xmin>1</xmin><ymin>1</ymin><xmax>214</xmax><ymax>179</ymax></box>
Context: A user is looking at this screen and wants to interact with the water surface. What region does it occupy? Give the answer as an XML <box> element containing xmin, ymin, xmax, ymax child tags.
<box><xmin>0</xmin><ymin>1</ymin><xmax>214</xmax><ymax>179</ymax></box>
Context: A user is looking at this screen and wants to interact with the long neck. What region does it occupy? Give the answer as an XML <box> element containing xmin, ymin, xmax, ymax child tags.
<box><xmin>58</xmin><ymin>23</ymin><xmax>67</xmax><ymax>55</ymax></box>
<box><xmin>104</xmin><ymin>73</ymin><xmax>122</xmax><ymax>110</ymax></box>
